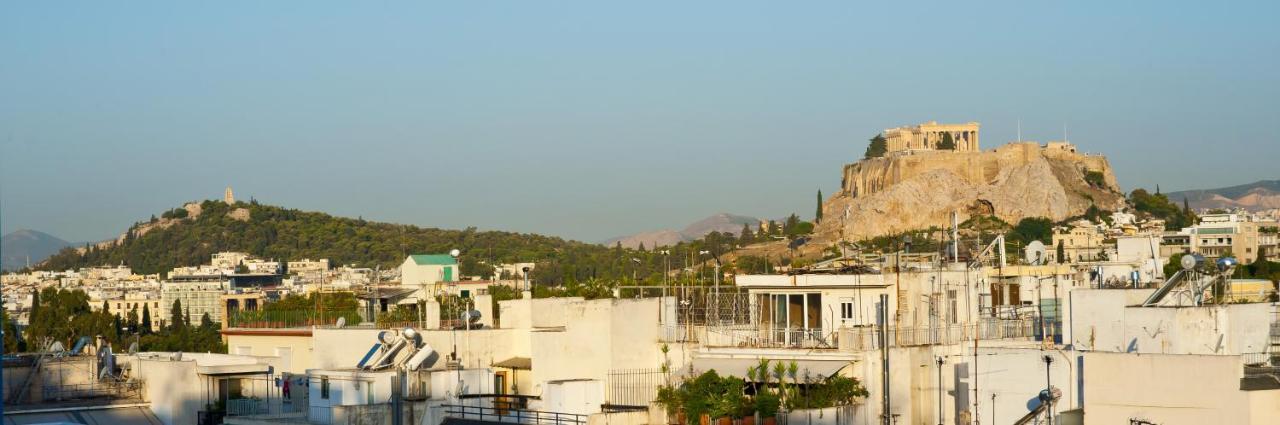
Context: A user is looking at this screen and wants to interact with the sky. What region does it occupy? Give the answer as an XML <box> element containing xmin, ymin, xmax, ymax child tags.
<box><xmin>2</xmin><ymin>1</ymin><xmax>1278</xmax><ymax>244</ymax></box>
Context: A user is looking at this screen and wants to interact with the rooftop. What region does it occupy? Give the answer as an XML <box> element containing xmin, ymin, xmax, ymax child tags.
<box><xmin>409</xmin><ymin>254</ymin><xmax>457</xmax><ymax>266</ymax></box>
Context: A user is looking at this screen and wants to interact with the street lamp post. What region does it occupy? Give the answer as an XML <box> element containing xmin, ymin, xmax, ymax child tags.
<box><xmin>936</xmin><ymin>356</ymin><xmax>945</xmax><ymax>425</ymax></box>
<box><xmin>1043</xmin><ymin>354</ymin><xmax>1054</xmax><ymax>424</ymax></box>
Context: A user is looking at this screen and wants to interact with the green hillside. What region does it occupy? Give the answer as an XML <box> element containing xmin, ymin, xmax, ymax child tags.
<box><xmin>36</xmin><ymin>199</ymin><xmax>737</xmax><ymax>286</ymax></box>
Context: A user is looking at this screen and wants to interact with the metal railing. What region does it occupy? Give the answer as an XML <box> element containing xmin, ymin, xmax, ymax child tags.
<box><xmin>442</xmin><ymin>404</ymin><xmax>588</xmax><ymax>425</ymax></box>
<box><xmin>703</xmin><ymin>325</ymin><xmax>833</xmax><ymax>349</ymax></box>
<box><xmin>838</xmin><ymin>319</ymin><xmax>1039</xmax><ymax>351</ymax></box>
<box><xmin>1243</xmin><ymin>352</ymin><xmax>1280</xmax><ymax>367</ymax></box>
<box><xmin>40</xmin><ymin>380</ymin><xmax>143</xmax><ymax>402</ymax></box>
<box><xmin>606</xmin><ymin>368</ymin><xmax>664</xmax><ymax>406</ymax></box>
<box><xmin>659</xmin><ymin>324</ymin><xmax>700</xmax><ymax>343</ymax></box>
<box><xmin>227</xmin><ymin>309</ymin><xmax>363</xmax><ymax>328</ymax></box>
<box><xmin>226</xmin><ymin>398</ymin><xmax>268</xmax><ymax>416</ymax></box>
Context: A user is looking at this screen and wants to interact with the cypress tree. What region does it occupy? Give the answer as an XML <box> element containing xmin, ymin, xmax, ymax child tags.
<box><xmin>141</xmin><ymin>304</ymin><xmax>152</xmax><ymax>334</ymax></box>
<box><xmin>815</xmin><ymin>190</ymin><xmax>824</xmax><ymax>223</ymax></box>
<box><xmin>169</xmin><ymin>299</ymin><xmax>184</xmax><ymax>331</ymax></box>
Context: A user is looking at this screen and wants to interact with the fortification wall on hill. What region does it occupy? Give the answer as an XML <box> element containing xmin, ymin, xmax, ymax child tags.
<box><xmin>841</xmin><ymin>142</ymin><xmax>1117</xmax><ymax>198</ymax></box>
<box><xmin>820</xmin><ymin>142</ymin><xmax>1125</xmax><ymax>240</ymax></box>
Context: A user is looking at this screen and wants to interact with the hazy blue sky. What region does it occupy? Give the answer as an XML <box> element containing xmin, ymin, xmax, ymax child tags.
<box><xmin>2</xmin><ymin>1</ymin><xmax>1277</xmax><ymax>243</ymax></box>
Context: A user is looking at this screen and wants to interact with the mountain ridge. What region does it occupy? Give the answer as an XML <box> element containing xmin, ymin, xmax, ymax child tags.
<box><xmin>2</xmin><ymin>229</ymin><xmax>71</xmax><ymax>271</ymax></box>
<box><xmin>1165</xmin><ymin>180</ymin><xmax>1280</xmax><ymax>211</ymax></box>
<box><xmin>603</xmin><ymin>213</ymin><xmax>760</xmax><ymax>249</ymax></box>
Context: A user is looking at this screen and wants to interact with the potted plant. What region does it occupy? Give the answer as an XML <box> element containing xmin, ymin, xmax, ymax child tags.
<box><xmin>754</xmin><ymin>391</ymin><xmax>780</xmax><ymax>425</ymax></box>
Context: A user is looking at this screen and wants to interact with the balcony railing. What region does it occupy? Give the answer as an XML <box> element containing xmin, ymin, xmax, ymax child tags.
<box><xmin>838</xmin><ymin>319</ymin><xmax>1039</xmax><ymax>351</ymax></box>
<box><xmin>226</xmin><ymin>309</ymin><xmax>362</xmax><ymax>329</ymax></box>
<box><xmin>703</xmin><ymin>325</ymin><xmax>834</xmax><ymax>349</ymax></box>
<box><xmin>442</xmin><ymin>404</ymin><xmax>587</xmax><ymax>425</ymax></box>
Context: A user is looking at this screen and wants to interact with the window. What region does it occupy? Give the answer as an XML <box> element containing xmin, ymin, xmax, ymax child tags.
<box><xmin>840</xmin><ymin>299</ymin><xmax>854</xmax><ymax>322</ymax></box>
<box><xmin>947</xmin><ymin>290</ymin><xmax>958</xmax><ymax>324</ymax></box>
<box><xmin>321</xmin><ymin>377</ymin><xmax>330</xmax><ymax>399</ymax></box>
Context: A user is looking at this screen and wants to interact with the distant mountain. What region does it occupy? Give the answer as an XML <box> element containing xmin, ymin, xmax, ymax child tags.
<box><xmin>604</xmin><ymin>213</ymin><xmax>760</xmax><ymax>249</ymax></box>
<box><xmin>2</xmin><ymin>230</ymin><xmax>71</xmax><ymax>271</ymax></box>
<box><xmin>1166</xmin><ymin>180</ymin><xmax>1280</xmax><ymax>212</ymax></box>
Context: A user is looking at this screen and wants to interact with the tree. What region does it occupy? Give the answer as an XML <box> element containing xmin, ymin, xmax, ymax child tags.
<box><xmin>126</xmin><ymin>306</ymin><xmax>140</xmax><ymax>334</ymax></box>
<box><xmin>937</xmin><ymin>132</ymin><xmax>956</xmax><ymax>150</ymax></box>
<box><xmin>2</xmin><ymin>309</ymin><xmax>26</xmax><ymax>353</ymax></box>
<box><xmin>1012</xmin><ymin>217</ymin><xmax>1053</xmax><ymax>244</ymax></box>
<box><xmin>738</xmin><ymin>224</ymin><xmax>755</xmax><ymax>245</ymax></box>
<box><xmin>864</xmin><ymin>134</ymin><xmax>887</xmax><ymax>158</ymax></box>
<box><xmin>815</xmin><ymin>190</ymin><xmax>823</xmax><ymax>223</ymax></box>
<box><xmin>783</xmin><ymin>214</ymin><xmax>801</xmax><ymax>236</ymax></box>
<box><xmin>102</xmin><ymin>300</ymin><xmax>110</xmax><ymax>315</ymax></box>
<box><xmin>1056</xmin><ymin>240</ymin><xmax>1066</xmax><ymax>264</ymax></box>
<box><xmin>140</xmin><ymin>304</ymin><xmax>152</xmax><ymax>334</ymax></box>
<box><xmin>169</xmin><ymin>299</ymin><xmax>185</xmax><ymax>331</ymax></box>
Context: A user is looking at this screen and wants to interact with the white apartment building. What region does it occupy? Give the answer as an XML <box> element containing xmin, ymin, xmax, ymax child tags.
<box><xmin>160</xmin><ymin>280</ymin><xmax>230</xmax><ymax>325</ymax></box>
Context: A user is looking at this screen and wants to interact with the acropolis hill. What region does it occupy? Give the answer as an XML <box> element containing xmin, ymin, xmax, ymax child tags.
<box><xmin>815</xmin><ymin>121</ymin><xmax>1126</xmax><ymax>240</ymax></box>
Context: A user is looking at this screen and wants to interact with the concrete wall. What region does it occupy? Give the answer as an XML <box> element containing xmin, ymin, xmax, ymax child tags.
<box><xmin>225</xmin><ymin>333</ymin><xmax>314</xmax><ymax>374</ymax></box>
<box><xmin>1083</xmin><ymin>352</ymin><xmax>1280</xmax><ymax>424</ymax></box>
<box><xmin>311</xmin><ymin>327</ymin><xmax>521</xmax><ymax>373</ymax></box>
<box><xmin>313</xmin><ymin>297</ymin><xmax>665</xmax><ymax>402</ymax></box>
<box><xmin>852</xmin><ymin>345</ymin><xmax>1077</xmax><ymax>425</ymax></box>
<box><xmin>1124</xmin><ymin>303</ymin><xmax>1272</xmax><ymax>355</ymax></box>
<box><xmin>1068</xmin><ymin>289</ymin><xmax>1153</xmax><ymax>352</ymax></box>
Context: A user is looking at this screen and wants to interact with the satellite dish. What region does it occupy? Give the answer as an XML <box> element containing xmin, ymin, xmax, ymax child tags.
<box><xmin>1216</xmin><ymin>257</ymin><xmax>1237</xmax><ymax>272</ymax></box>
<box><xmin>402</xmin><ymin>328</ymin><xmax>421</xmax><ymax>346</ymax></box>
<box><xmin>48</xmin><ymin>341</ymin><xmax>65</xmax><ymax>353</ymax></box>
<box><xmin>1181</xmin><ymin>254</ymin><xmax>1205</xmax><ymax>271</ymax></box>
<box><xmin>460</xmin><ymin>310</ymin><xmax>481</xmax><ymax>323</ymax></box>
<box><xmin>335</xmin><ymin>317</ymin><xmax>346</xmax><ymax>328</ymax></box>
<box><xmin>1023</xmin><ymin>241</ymin><xmax>1047</xmax><ymax>265</ymax></box>
<box><xmin>449</xmin><ymin>249</ymin><xmax>461</xmax><ymax>258</ymax></box>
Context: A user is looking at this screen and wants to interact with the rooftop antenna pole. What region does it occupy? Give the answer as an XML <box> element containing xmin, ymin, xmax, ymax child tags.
<box><xmin>880</xmin><ymin>293</ymin><xmax>891</xmax><ymax>425</ymax></box>
<box><xmin>1016</xmin><ymin>120</ymin><xmax>1022</xmax><ymax>142</ymax></box>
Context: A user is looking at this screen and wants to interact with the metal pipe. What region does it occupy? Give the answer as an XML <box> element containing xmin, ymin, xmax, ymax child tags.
<box><xmin>880</xmin><ymin>293</ymin><xmax>891</xmax><ymax>425</ymax></box>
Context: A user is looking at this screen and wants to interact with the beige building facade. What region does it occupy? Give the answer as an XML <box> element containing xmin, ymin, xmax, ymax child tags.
<box><xmin>883</xmin><ymin>121</ymin><xmax>980</xmax><ymax>153</ymax></box>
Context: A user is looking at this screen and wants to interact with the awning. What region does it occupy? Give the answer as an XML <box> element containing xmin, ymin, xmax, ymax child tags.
<box><xmin>492</xmin><ymin>357</ymin><xmax>532</xmax><ymax>370</ymax></box>
<box><xmin>689</xmin><ymin>357</ymin><xmax>852</xmax><ymax>380</ymax></box>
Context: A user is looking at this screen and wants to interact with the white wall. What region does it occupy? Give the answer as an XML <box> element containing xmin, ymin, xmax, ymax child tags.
<box><xmin>1083</xmin><ymin>352</ymin><xmax>1280</xmax><ymax>424</ymax></box>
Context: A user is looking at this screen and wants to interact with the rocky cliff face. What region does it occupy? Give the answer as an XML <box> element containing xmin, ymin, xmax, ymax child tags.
<box><xmin>816</xmin><ymin>142</ymin><xmax>1125</xmax><ymax>240</ymax></box>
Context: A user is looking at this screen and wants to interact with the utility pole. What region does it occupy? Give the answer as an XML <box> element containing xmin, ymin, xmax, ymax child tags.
<box><xmin>973</xmin><ymin>335</ymin><xmax>980</xmax><ymax>425</ymax></box>
<box><xmin>880</xmin><ymin>294</ymin><xmax>891</xmax><ymax>425</ymax></box>
<box><xmin>1044</xmin><ymin>354</ymin><xmax>1054</xmax><ymax>424</ymax></box>
<box><xmin>936</xmin><ymin>356</ymin><xmax>944</xmax><ymax>425</ymax></box>
<box><xmin>991</xmin><ymin>393</ymin><xmax>996</xmax><ymax>425</ymax></box>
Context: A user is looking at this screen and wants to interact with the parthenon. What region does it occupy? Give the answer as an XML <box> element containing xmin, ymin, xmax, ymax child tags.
<box><xmin>883</xmin><ymin>120</ymin><xmax>980</xmax><ymax>153</ymax></box>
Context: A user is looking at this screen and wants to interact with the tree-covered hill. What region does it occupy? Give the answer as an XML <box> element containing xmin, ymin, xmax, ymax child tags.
<box><xmin>39</xmin><ymin>200</ymin><xmax>606</xmax><ymax>277</ymax></box>
<box><xmin>35</xmin><ymin>199</ymin><xmax>759</xmax><ymax>286</ymax></box>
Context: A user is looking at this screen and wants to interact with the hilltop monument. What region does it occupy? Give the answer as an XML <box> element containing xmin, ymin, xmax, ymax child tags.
<box><xmin>224</xmin><ymin>186</ymin><xmax>235</xmax><ymax>205</ymax></box>
<box><xmin>815</xmin><ymin>121</ymin><xmax>1125</xmax><ymax>240</ymax></box>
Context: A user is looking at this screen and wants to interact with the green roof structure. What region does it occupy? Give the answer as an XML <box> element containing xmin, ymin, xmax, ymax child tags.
<box><xmin>409</xmin><ymin>254</ymin><xmax>457</xmax><ymax>266</ymax></box>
